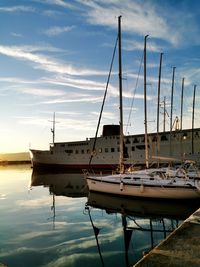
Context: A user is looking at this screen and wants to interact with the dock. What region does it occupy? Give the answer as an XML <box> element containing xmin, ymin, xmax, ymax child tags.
<box><xmin>134</xmin><ymin>207</ymin><xmax>200</xmax><ymax>266</ymax></box>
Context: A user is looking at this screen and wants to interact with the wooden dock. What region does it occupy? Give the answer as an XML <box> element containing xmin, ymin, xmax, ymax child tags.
<box><xmin>134</xmin><ymin>207</ymin><xmax>200</xmax><ymax>266</ymax></box>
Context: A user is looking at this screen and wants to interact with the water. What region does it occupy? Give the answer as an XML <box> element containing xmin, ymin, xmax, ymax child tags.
<box><xmin>0</xmin><ymin>165</ymin><xmax>199</xmax><ymax>267</ymax></box>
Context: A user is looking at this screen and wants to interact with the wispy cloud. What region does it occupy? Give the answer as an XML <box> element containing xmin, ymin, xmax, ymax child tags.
<box><xmin>0</xmin><ymin>74</ymin><xmax>117</xmax><ymax>98</ymax></box>
<box><xmin>44</xmin><ymin>26</ymin><xmax>75</xmax><ymax>36</ymax></box>
<box><xmin>17</xmin><ymin>88</ymin><xmax>66</xmax><ymax>97</ymax></box>
<box><xmin>34</xmin><ymin>0</ymin><xmax>75</xmax><ymax>9</ymax></box>
<box><xmin>79</xmin><ymin>0</ymin><xmax>175</xmax><ymax>44</ymax></box>
<box><xmin>78</xmin><ymin>0</ymin><xmax>199</xmax><ymax>47</ymax></box>
<box><xmin>123</xmin><ymin>39</ymin><xmax>164</xmax><ymax>53</ymax></box>
<box><xmin>42</xmin><ymin>9</ymin><xmax>64</xmax><ymax>18</ymax></box>
<box><xmin>0</xmin><ymin>44</ymin><xmax>107</xmax><ymax>76</ymax></box>
<box><xmin>41</xmin><ymin>95</ymin><xmax>102</xmax><ymax>104</ymax></box>
<box><xmin>11</xmin><ymin>32</ymin><xmax>23</xmax><ymax>38</ymax></box>
<box><xmin>0</xmin><ymin>5</ymin><xmax>35</xmax><ymax>13</ymax></box>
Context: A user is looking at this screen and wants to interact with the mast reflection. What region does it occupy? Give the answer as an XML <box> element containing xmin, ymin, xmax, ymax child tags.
<box><xmin>86</xmin><ymin>192</ymin><xmax>200</xmax><ymax>266</ymax></box>
<box><xmin>30</xmin><ymin>170</ymin><xmax>88</xmax><ymax>228</ymax></box>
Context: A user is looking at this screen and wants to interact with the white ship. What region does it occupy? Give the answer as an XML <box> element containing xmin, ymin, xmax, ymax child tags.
<box><xmin>30</xmin><ymin>124</ymin><xmax>200</xmax><ymax>170</ymax></box>
<box><xmin>30</xmin><ymin>17</ymin><xmax>200</xmax><ymax>171</ymax></box>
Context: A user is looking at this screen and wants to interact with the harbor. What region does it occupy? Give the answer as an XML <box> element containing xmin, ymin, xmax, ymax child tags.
<box><xmin>0</xmin><ymin>165</ymin><xmax>200</xmax><ymax>267</ymax></box>
<box><xmin>1</xmin><ymin>1</ymin><xmax>200</xmax><ymax>267</ymax></box>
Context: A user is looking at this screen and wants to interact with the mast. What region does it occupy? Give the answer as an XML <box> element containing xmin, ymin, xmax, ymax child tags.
<box><xmin>170</xmin><ymin>67</ymin><xmax>176</xmax><ymax>156</ymax></box>
<box><xmin>144</xmin><ymin>35</ymin><xmax>149</xmax><ymax>169</ymax></box>
<box><xmin>180</xmin><ymin>77</ymin><xmax>185</xmax><ymax>131</ymax></box>
<box><xmin>156</xmin><ymin>52</ymin><xmax>163</xmax><ymax>160</ymax></box>
<box><xmin>180</xmin><ymin>78</ymin><xmax>184</xmax><ymax>158</ymax></box>
<box><xmin>157</xmin><ymin>53</ymin><xmax>163</xmax><ymax>134</ymax></box>
<box><xmin>118</xmin><ymin>15</ymin><xmax>124</xmax><ymax>173</ymax></box>
<box><xmin>192</xmin><ymin>85</ymin><xmax>196</xmax><ymax>154</ymax></box>
<box><xmin>51</xmin><ymin>112</ymin><xmax>56</xmax><ymax>144</ymax></box>
<box><xmin>163</xmin><ymin>96</ymin><xmax>166</xmax><ymax>132</ymax></box>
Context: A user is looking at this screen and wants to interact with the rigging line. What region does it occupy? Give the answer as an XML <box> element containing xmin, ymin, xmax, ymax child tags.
<box><xmin>89</xmin><ymin>35</ymin><xmax>119</xmax><ymax>167</ymax></box>
<box><xmin>125</xmin><ymin>51</ymin><xmax>144</xmax><ymax>134</ymax></box>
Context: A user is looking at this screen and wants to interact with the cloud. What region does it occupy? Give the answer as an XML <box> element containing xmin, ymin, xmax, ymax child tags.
<box><xmin>35</xmin><ymin>0</ymin><xmax>75</xmax><ymax>9</ymax></box>
<box><xmin>41</xmin><ymin>95</ymin><xmax>102</xmax><ymax>104</ymax></box>
<box><xmin>11</xmin><ymin>32</ymin><xmax>23</xmax><ymax>38</ymax></box>
<box><xmin>42</xmin><ymin>9</ymin><xmax>64</xmax><ymax>18</ymax></box>
<box><xmin>0</xmin><ymin>5</ymin><xmax>35</xmax><ymax>13</ymax></box>
<box><xmin>44</xmin><ymin>26</ymin><xmax>75</xmax><ymax>36</ymax></box>
<box><xmin>79</xmin><ymin>0</ymin><xmax>175</xmax><ymax>43</ymax></box>
<box><xmin>123</xmin><ymin>39</ymin><xmax>163</xmax><ymax>53</ymax></box>
<box><xmin>0</xmin><ymin>45</ymin><xmax>107</xmax><ymax>76</ymax></box>
<box><xmin>17</xmin><ymin>88</ymin><xmax>66</xmax><ymax>97</ymax></box>
<box><xmin>78</xmin><ymin>0</ymin><xmax>199</xmax><ymax>47</ymax></box>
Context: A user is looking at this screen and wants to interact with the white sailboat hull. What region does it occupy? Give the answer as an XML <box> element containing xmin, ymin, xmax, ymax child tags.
<box><xmin>86</xmin><ymin>177</ymin><xmax>200</xmax><ymax>199</ymax></box>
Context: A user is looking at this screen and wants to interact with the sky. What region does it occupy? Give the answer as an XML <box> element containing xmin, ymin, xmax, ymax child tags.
<box><xmin>0</xmin><ymin>0</ymin><xmax>200</xmax><ymax>153</ymax></box>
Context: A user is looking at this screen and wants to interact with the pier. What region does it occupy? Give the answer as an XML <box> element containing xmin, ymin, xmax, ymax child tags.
<box><xmin>134</xmin><ymin>207</ymin><xmax>200</xmax><ymax>266</ymax></box>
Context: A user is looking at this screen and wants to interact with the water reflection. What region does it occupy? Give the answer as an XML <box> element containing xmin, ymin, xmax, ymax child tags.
<box><xmin>29</xmin><ymin>170</ymin><xmax>200</xmax><ymax>266</ymax></box>
<box><xmin>31</xmin><ymin>170</ymin><xmax>88</xmax><ymax>198</ymax></box>
<box><xmin>85</xmin><ymin>192</ymin><xmax>200</xmax><ymax>266</ymax></box>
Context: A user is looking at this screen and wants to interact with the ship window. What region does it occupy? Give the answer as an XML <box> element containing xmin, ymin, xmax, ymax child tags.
<box><xmin>111</xmin><ymin>148</ymin><xmax>115</xmax><ymax>152</ymax></box>
<box><xmin>81</xmin><ymin>149</ymin><xmax>84</xmax><ymax>154</ymax></box>
<box><xmin>161</xmin><ymin>135</ymin><xmax>168</xmax><ymax>141</ymax></box>
<box><xmin>117</xmin><ymin>147</ymin><xmax>120</xmax><ymax>152</ymax></box>
<box><xmin>87</xmin><ymin>149</ymin><xmax>90</xmax><ymax>154</ymax></box>
<box><xmin>105</xmin><ymin>148</ymin><xmax>109</xmax><ymax>153</ymax></box>
<box><xmin>133</xmin><ymin>138</ymin><xmax>139</xmax><ymax>143</ymax></box>
<box><xmin>75</xmin><ymin>150</ymin><xmax>79</xmax><ymax>154</ymax></box>
<box><xmin>132</xmin><ymin>146</ymin><xmax>135</xmax><ymax>151</ymax></box>
<box><xmin>125</xmin><ymin>139</ymin><xmax>130</xmax><ymax>144</ymax></box>
<box><xmin>61</xmin><ymin>144</ymin><xmax>65</xmax><ymax>147</ymax></box>
<box><xmin>65</xmin><ymin>149</ymin><xmax>73</xmax><ymax>154</ymax></box>
<box><xmin>136</xmin><ymin>145</ymin><xmax>149</xmax><ymax>150</ymax></box>
<box><xmin>152</xmin><ymin>136</ymin><xmax>157</xmax><ymax>142</ymax></box>
<box><xmin>99</xmin><ymin>148</ymin><xmax>102</xmax><ymax>153</ymax></box>
<box><xmin>136</xmin><ymin>145</ymin><xmax>145</xmax><ymax>150</ymax></box>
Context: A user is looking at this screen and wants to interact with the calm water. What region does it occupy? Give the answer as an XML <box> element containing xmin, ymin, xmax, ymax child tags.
<box><xmin>0</xmin><ymin>165</ymin><xmax>199</xmax><ymax>267</ymax></box>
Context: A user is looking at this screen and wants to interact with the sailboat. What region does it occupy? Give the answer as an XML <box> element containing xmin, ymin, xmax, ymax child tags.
<box><xmin>86</xmin><ymin>16</ymin><xmax>200</xmax><ymax>200</ymax></box>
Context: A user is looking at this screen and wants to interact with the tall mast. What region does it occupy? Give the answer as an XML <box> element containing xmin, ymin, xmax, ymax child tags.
<box><xmin>118</xmin><ymin>15</ymin><xmax>124</xmax><ymax>173</ymax></box>
<box><xmin>180</xmin><ymin>77</ymin><xmax>185</xmax><ymax>131</ymax></box>
<box><xmin>144</xmin><ymin>35</ymin><xmax>149</xmax><ymax>169</ymax></box>
<box><xmin>156</xmin><ymin>52</ymin><xmax>163</xmax><ymax>160</ymax></box>
<box><xmin>192</xmin><ymin>85</ymin><xmax>196</xmax><ymax>154</ymax></box>
<box><xmin>180</xmin><ymin>78</ymin><xmax>184</xmax><ymax>158</ymax></box>
<box><xmin>170</xmin><ymin>67</ymin><xmax>176</xmax><ymax>156</ymax></box>
<box><xmin>163</xmin><ymin>96</ymin><xmax>166</xmax><ymax>132</ymax></box>
<box><xmin>51</xmin><ymin>112</ymin><xmax>56</xmax><ymax>144</ymax></box>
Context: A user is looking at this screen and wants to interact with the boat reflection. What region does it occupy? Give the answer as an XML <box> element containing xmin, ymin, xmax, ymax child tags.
<box><xmin>31</xmin><ymin>170</ymin><xmax>88</xmax><ymax>198</ymax></box>
<box><xmin>30</xmin><ymin>170</ymin><xmax>88</xmax><ymax>229</ymax></box>
<box><xmin>85</xmin><ymin>192</ymin><xmax>200</xmax><ymax>266</ymax></box>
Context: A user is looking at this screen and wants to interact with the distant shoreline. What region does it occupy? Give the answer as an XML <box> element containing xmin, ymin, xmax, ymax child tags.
<box><xmin>0</xmin><ymin>160</ymin><xmax>31</xmax><ymax>166</ymax></box>
<box><xmin>0</xmin><ymin>152</ymin><xmax>31</xmax><ymax>165</ymax></box>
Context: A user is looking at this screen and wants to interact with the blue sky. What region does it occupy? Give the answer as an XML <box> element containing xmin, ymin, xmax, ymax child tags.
<box><xmin>0</xmin><ymin>0</ymin><xmax>200</xmax><ymax>153</ymax></box>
